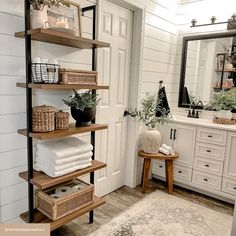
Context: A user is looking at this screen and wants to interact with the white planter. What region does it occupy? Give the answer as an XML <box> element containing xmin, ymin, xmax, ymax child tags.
<box><xmin>142</xmin><ymin>128</ymin><xmax>162</xmax><ymax>154</ymax></box>
<box><xmin>31</xmin><ymin>8</ymin><xmax>48</xmax><ymax>29</ymax></box>
<box><xmin>218</xmin><ymin>110</ymin><xmax>232</xmax><ymax>120</ymax></box>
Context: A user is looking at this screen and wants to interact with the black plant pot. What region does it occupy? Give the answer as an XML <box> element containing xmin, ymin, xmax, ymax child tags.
<box><xmin>71</xmin><ymin>107</ymin><xmax>96</xmax><ymax>127</ymax></box>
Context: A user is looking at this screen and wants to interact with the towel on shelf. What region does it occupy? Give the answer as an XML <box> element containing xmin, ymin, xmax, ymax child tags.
<box><xmin>35</xmin><ymin>151</ymin><xmax>93</xmax><ymax>165</ymax></box>
<box><xmin>36</xmin><ymin>137</ymin><xmax>93</xmax><ymax>159</ymax></box>
<box><xmin>159</xmin><ymin>144</ymin><xmax>175</xmax><ymax>155</ymax></box>
<box><xmin>36</xmin><ymin>157</ymin><xmax>92</xmax><ymax>172</ymax></box>
<box><xmin>34</xmin><ymin>161</ymin><xmax>92</xmax><ymax>178</ymax></box>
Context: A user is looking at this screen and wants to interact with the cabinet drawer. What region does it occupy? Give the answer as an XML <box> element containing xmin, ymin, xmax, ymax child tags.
<box><xmin>192</xmin><ymin>170</ymin><xmax>222</xmax><ymax>190</ymax></box>
<box><xmin>197</xmin><ymin>128</ymin><xmax>226</xmax><ymax>146</ymax></box>
<box><xmin>222</xmin><ymin>177</ymin><xmax>236</xmax><ymax>195</ymax></box>
<box><xmin>195</xmin><ymin>142</ymin><xmax>225</xmax><ymax>161</ymax></box>
<box><xmin>194</xmin><ymin>157</ymin><xmax>223</xmax><ymax>175</ymax></box>
<box><xmin>174</xmin><ymin>164</ymin><xmax>192</xmax><ymax>181</ymax></box>
<box><xmin>152</xmin><ymin>160</ymin><xmax>165</xmax><ymax>177</ymax></box>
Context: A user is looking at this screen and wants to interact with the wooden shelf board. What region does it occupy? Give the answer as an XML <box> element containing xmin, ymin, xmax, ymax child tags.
<box><xmin>18</xmin><ymin>124</ymin><xmax>108</xmax><ymax>140</ymax></box>
<box><xmin>15</xmin><ymin>28</ymin><xmax>110</xmax><ymax>49</ymax></box>
<box><xmin>20</xmin><ymin>195</ymin><xmax>105</xmax><ymax>231</ymax></box>
<box><xmin>215</xmin><ymin>69</ymin><xmax>236</xmax><ymax>72</ymax></box>
<box><xmin>16</xmin><ymin>82</ymin><xmax>109</xmax><ymax>90</ymax></box>
<box><xmin>19</xmin><ymin>160</ymin><xmax>106</xmax><ymax>190</ymax></box>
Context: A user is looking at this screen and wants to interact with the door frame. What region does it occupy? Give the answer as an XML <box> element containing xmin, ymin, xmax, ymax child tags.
<box><xmin>97</xmin><ymin>0</ymin><xmax>145</xmax><ymax>187</ymax></box>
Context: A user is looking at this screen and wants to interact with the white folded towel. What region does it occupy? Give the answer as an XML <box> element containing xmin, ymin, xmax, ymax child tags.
<box><xmin>36</xmin><ymin>157</ymin><xmax>92</xmax><ymax>171</ymax></box>
<box><xmin>36</xmin><ymin>137</ymin><xmax>93</xmax><ymax>159</ymax></box>
<box><xmin>34</xmin><ymin>161</ymin><xmax>92</xmax><ymax>178</ymax></box>
<box><xmin>161</xmin><ymin>144</ymin><xmax>172</xmax><ymax>153</ymax></box>
<box><xmin>36</xmin><ymin>151</ymin><xmax>93</xmax><ymax>165</ymax></box>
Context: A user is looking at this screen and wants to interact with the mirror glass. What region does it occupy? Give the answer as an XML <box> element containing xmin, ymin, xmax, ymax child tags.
<box><xmin>179</xmin><ymin>36</ymin><xmax>236</xmax><ymax>107</ymax></box>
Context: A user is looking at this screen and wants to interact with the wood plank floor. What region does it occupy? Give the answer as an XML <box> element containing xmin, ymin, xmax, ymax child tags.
<box><xmin>53</xmin><ymin>179</ymin><xmax>234</xmax><ymax>236</ymax></box>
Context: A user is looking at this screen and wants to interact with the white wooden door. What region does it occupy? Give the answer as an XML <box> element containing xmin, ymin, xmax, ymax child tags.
<box><xmin>95</xmin><ymin>0</ymin><xmax>133</xmax><ymax>196</ymax></box>
<box><xmin>173</xmin><ymin>124</ymin><xmax>196</xmax><ymax>167</ymax></box>
<box><xmin>224</xmin><ymin>132</ymin><xmax>236</xmax><ymax>179</ymax></box>
<box><xmin>158</xmin><ymin>124</ymin><xmax>174</xmax><ymax>147</ymax></box>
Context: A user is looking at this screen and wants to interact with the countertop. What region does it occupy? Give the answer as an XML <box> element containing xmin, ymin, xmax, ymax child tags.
<box><xmin>170</xmin><ymin>115</ymin><xmax>236</xmax><ymax>132</ymax></box>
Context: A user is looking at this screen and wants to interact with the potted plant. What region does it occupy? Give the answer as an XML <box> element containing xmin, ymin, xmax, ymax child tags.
<box><xmin>63</xmin><ymin>90</ymin><xmax>100</xmax><ymax>127</ymax></box>
<box><xmin>124</xmin><ymin>93</ymin><xmax>171</xmax><ymax>154</ymax></box>
<box><xmin>209</xmin><ymin>89</ymin><xmax>236</xmax><ymax>120</ymax></box>
<box><xmin>30</xmin><ymin>0</ymin><xmax>70</xmax><ymax>29</ymax></box>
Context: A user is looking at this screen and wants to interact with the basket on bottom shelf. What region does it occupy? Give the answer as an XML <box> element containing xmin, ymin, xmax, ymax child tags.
<box><xmin>36</xmin><ymin>179</ymin><xmax>94</xmax><ymax>221</ymax></box>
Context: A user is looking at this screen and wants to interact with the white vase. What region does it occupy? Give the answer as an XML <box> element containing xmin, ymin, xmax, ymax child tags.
<box><xmin>142</xmin><ymin>128</ymin><xmax>162</xmax><ymax>154</ymax></box>
<box><xmin>31</xmin><ymin>8</ymin><xmax>48</xmax><ymax>29</ymax></box>
<box><xmin>218</xmin><ymin>110</ymin><xmax>232</xmax><ymax>120</ymax></box>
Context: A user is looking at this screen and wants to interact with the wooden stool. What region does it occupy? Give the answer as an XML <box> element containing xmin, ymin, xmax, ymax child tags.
<box><xmin>138</xmin><ymin>150</ymin><xmax>178</xmax><ymax>194</ymax></box>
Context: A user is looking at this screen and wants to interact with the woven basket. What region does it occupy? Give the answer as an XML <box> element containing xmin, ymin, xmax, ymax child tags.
<box><xmin>36</xmin><ymin>179</ymin><xmax>94</xmax><ymax>221</ymax></box>
<box><xmin>213</xmin><ymin>116</ymin><xmax>236</xmax><ymax>125</ymax></box>
<box><xmin>59</xmin><ymin>69</ymin><xmax>97</xmax><ymax>85</ymax></box>
<box><xmin>32</xmin><ymin>105</ymin><xmax>56</xmax><ymax>132</ymax></box>
<box><xmin>55</xmin><ymin>110</ymin><xmax>69</xmax><ymax>130</ymax></box>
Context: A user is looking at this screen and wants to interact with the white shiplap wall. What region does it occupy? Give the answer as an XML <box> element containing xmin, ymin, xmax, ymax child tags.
<box><xmin>0</xmin><ymin>0</ymin><xmax>96</xmax><ymax>223</ymax></box>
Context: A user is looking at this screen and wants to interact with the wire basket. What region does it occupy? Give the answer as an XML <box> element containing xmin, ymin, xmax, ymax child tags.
<box><xmin>32</xmin><ymin>63</ymin><xmax>60</xmax><ymax>84</ymax></box>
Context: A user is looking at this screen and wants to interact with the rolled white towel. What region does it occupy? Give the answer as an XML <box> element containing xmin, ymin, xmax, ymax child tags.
<box><xmin>161</xmin><ymin>144</ymin><xmax>172</xmax><ymax>153</ymax></box>
<box><xmin>159</xmin><ymin>147</ymin><xmax>171</xmax><ymax>155</ymax></box>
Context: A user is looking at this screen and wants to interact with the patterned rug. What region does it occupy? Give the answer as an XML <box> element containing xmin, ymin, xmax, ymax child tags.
<box><xmin>89</xmin><ymin>190</ymin><xmax>233</xmax><ymax>236</ymax></box>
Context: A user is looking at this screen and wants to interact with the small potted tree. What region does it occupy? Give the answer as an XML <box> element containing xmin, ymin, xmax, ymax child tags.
<box><xmin>63</xmin><ymin>90</ymin><xmax>100</xmax><ymax>127</ymax></box>
<box><xmin>124</xmin><ymin>93</ymin><xmax>171</xmax><ymax>154</ymax></box>
<box><xmin>209</xmin><ymin>89</ymin><xmax>236</xmax><ymax>120</ymax></box>
<box><xmin>30</xmin><ymin>0</ymin><xmax>70</xmax><ymax>29</ymax></box>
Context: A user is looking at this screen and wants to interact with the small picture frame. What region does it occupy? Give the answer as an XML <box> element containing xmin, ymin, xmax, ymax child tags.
<box><xmin>47</xmin><ymin>1</ymin><xmax>82</xmax><ymax>36</ymax></box>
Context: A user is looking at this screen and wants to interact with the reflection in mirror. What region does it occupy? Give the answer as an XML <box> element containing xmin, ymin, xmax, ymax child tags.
<box><xmin>179</xmin><ymin>32</ymin><xmax>236</xmax><ymax>108</ymax></box>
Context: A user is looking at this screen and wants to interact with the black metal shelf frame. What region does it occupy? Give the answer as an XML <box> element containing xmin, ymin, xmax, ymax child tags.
<box><xmin>24</xmin><ymin>1</ymin><xmax>98</xmax><ymax>224</ymax></box>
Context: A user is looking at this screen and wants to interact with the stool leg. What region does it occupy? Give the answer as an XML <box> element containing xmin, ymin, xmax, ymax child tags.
<box><xmin>142</xmin><ymin>158</ymin><xmax>151</xmax><ymax>193</ymax></box>
<box><xmin>165</xmin><ymin>160</ymin><xmax>173</xmax><ymax>194</ymax></box>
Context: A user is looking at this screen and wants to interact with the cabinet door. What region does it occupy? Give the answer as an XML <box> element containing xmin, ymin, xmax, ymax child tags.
<box><xmin>158</xmin><ymin>123</ymin><xmax>174</xmax><ymax>147</ymax></box>
<box><xmin>223</xmin><ymin>132</ymin><xmax>236</xmax><ymax>179</ymax></box>
<box><xmin>173</xmin><ymin>124</ymin><xmax>196</xmax><ymax>167</ymax></box>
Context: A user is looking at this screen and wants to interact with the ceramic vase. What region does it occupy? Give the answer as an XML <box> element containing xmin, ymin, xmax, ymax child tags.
<box><xmin>31</xmin><ymin>8</ymin><xmax>48</xmax><ymax>29</ymax></box>
<box><xmin>218</xmin><ymin>110</ymin><xmax>232</xmax><ymax>120</ymax></box>
<box><xmin>142</xmin><ymin>128</ymin><xmax>162</xmax><ymax>154</ymax></box>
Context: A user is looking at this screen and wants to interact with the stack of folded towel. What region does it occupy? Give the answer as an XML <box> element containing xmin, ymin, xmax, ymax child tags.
<box><xmin>34</xmin><ymin>137</ymin><xmax>93</xmax><ymax>177</ymax></box>
<box><xmin>159</xmin><ymin>144</ymin><xmax>174</xmax><ymax>155</ymax></box>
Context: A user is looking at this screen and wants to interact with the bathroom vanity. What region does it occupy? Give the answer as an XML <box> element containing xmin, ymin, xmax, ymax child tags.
<box><xmin>152</xmin><ymin>116</ymin><xmax>236</xmax><ymax>203</ymax></box>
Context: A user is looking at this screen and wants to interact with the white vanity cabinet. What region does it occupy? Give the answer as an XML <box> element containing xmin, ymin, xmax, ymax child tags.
<box><xmin>154</xmin><ymin>123</ymin><xmax>196</xmax><ymax>182</ymax></box>
<box><xmin>152</xmin><ymin>117</ymin><xmax>236</xmax><ymax>202</ymax></box>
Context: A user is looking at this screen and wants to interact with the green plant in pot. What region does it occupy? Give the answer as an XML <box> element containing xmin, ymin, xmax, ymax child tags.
<box><xmin>63</xmin><ymin>90</ymin><xmax>100</xmax><ymax>127</ymax></box>
<box><xmin>124</xmin><ymin>93</ymin><xmax>171</xmax><ymax>154</ymax></box>
<box><xmin>208</xmin><ymin>89</ymin><xmax>236</xmax><ymax>120</ymax></box>
<box><xmin>30</xmin><ymin>0</ymin><xmax>70</xmax><ymax>29</ymax></box>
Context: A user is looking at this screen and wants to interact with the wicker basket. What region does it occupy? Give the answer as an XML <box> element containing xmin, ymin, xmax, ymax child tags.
<box><xmin>59</xmin><ymin>69</ymin><xmax>97</xmax><ymax>85</ymax></box>
<box><xmin>55</xmin><ymin>110</ymin><xmax>69</xmax><ymax>130</ymax></box>
<box><xmin>36</xmin><ymin>179</ymin><xmax>94</xmax><ymax>221</ymax></box>
<box><xmin>32</xmin><ymin>63</ymin><xmax>60</xmax><ymax>84</ymax></box>
<box><xmin>32</xmin><ymin>105</ymin><xmax>57</xmax><ymax>132</ymax></box>
<box><xmin>213</xmin><ymin>116</ymin><xmax>236</xmax><ymax>125</ymax></box>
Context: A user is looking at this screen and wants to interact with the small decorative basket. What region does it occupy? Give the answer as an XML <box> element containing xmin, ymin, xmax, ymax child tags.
<box><xmin>55</xmin><ymin>110</ymin><xmax>69</xmax><ymax>130</ymax></box>
<box><xmin>32</xmin><ymin>63</ymin><xmax>60</xmax><ymax>84</ymax></box>
<box><xmin>59</xmin><ymin>69</ymin><xmax>97</xmax><ymax>85</ymax></box>
<box><xmin>32</xmin><ymin>105</ymin><xmax>57</xmax><ymax>132</ymax></box>
<box><xmin>35</xmin><ymin>179</ymin><xmax>94</xmax><ymax>221</ymax></box>
<box><xmin>213</xmin><ymin>116</ymin><xmax>236</xmax><ymax>125</ymax></box>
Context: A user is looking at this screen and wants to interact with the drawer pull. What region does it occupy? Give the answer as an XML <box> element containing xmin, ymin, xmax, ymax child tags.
<box><xmin>233</xmin><ymin>187</ymin><xmax>236</xmax><ymax>190</ymax></box>
<box><xmin>159</xmin><ymin>165</ymin><xmax>163</xmax><ymax>168</ymax></box>
<box><xmin>178</xmin><ymin>171</ymin><xmax>182</xmax><ymax>174</ymax></box>
<box><xmin>205</xmin><ymin>164</ymin><xmax>210</xmax><ymax>167</ymax></box>
<box><xmin>206</xmin><ymin>150</ymin><xmax>211</xmax><ymax>153</ymax></box>
<box><xmin>203</xmin><ymin>178</ymin><xmax>208</xmax><ymax>182</ymax></box>
<box><xmin>208</xmin><ymin>135</ymin><xmax>213</xmax><ymax>138</ymax></box>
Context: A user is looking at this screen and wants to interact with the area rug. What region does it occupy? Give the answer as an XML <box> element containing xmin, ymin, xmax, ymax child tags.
<box><xmin>89</xmin><ymin>190</ymin><xmax>233</xmax><ymax>236</ymax></box>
